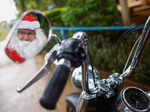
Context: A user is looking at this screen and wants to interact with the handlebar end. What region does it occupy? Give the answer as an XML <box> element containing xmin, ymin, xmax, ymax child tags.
<box><xmin>40</xmin><ymin>97</ymin><xmax>56</xmax><ymax>109</ymax></box>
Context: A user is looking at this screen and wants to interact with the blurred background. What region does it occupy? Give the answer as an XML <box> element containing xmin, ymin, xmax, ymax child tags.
<box><xmin>1</xmin><ymin>0</ymin><xmax>150</xmax><ymax>112</ymax></box>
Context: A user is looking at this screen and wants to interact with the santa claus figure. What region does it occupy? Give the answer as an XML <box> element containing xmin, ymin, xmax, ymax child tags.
<box><xmin>0</xmin><ymin>13</ymin><xmax>48</xmax><ymax>66</ymax></box>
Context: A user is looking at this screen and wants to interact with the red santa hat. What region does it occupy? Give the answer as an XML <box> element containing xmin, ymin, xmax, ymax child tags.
<box><xmin>17</xmin><ymin>13</ymin><xmax>40</xmax><ymax>30</ymax></box>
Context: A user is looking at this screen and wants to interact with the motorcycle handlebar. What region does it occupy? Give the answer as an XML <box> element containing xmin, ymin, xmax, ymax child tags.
<box><xmin>39</xmin><ymin>64</ymin><xmax>70</xmax><ymax>109</ymax></box>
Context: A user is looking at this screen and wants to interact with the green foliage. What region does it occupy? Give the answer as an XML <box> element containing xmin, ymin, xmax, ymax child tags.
<box><xmin>44</xmin><ymin>7</ymin><xmax>69</xmax><ymax>26</ymax></box>
<box><xmin>35</xmin><ymin>13</ymin><xmax>50</xmax><ymax>36</ymax></box>
<box><xmin>132</xmin><ymin>39</ymin><xmax>150</xmax><ymax>85</ymax></box>
<box><xmin>61</xmin><ymin>0</ymin><xmax>119</xmax><ymax>26</ymax></box>
<box><xmin>51</xmin><ymin>0</ymin><xmax>66</xmax><ymax>7</ymax></box>
<box><xmin>88</xmin><ymin>33</ymin><xmax>116</xmax><ymax>74</ymax></box>
<box><xmin>13</xmin><ymin>0</ymin><xmax>51</xmax><ymax>16</ymax></box>
<box><xmin>43</xmin><ymin>0</ymin><xmax>120</xmax><ymax>26</ymax></box>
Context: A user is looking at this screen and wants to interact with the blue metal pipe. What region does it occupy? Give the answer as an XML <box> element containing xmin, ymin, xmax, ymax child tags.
<box><xmin>52</xmin><ymin>26</ymin><xmax>144</xmax><ymax>39</ymax></box>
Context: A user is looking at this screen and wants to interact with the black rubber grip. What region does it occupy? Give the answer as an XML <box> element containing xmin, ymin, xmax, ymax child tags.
<box><xmin>39</xmin><ymin>65</ymin><xmax>70</xmax><ymax>110</ymax></box>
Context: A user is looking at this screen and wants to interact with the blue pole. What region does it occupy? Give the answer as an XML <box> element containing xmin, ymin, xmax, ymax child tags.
<box><xmin>60</xmin><ymin>29</ymin><xmax>67</xmax><ymax>40</ymax></box>
<box><xmin>52</xmin><ymin>26</ymin><xmax>144</xmax><ymax>40</ymax></box>
<box><xmin>53</xmin><ymin>26</ymin><xmax>144</xmax><ymax>31</ymax></box>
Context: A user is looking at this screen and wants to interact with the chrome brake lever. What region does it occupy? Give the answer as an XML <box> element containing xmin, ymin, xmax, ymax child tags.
<box><xmin>17</xmin><ymin>51</ymin><xmax>57</xmax><ymax>93</ymax></box>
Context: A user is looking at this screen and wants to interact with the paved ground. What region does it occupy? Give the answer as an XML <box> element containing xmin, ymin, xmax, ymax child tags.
<box><xmin>0</xmin><ymin>54</ymin><xmax>78</xmax><ymax>112</ymax></box>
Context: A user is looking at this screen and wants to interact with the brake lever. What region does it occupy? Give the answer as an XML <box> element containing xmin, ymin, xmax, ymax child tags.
<box><xmin>17</xmin><ymin>51</ymin><xmax>57</xmax><ymax>93</ymax></box>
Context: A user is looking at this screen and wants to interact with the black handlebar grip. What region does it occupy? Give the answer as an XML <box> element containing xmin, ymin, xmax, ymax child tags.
<box><xmin>39</xmin><ymin>65</ymin><xmax>70</xmax><ymax>110</ymax></box>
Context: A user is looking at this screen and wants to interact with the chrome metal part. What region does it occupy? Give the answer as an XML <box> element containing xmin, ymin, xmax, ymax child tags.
<box><xmin>54</xmin><ymin>58</ymin><xmax>71</xmax><ymax>69</ymax></box>
<box><xmin>80</xmin><ymin>91</ymin><xmax>97</xmax><ymax>100</ymax></box>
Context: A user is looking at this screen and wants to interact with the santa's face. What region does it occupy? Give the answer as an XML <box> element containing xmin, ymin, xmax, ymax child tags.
<box><xmin>17</xmin><ymin>29</ymin><xmax>36</xmax><ymax>42</ymax></box>
<box><xmin>5</xmin><ymin>28</ymin><xmax>48</xmax><ymax>62</ymax></box>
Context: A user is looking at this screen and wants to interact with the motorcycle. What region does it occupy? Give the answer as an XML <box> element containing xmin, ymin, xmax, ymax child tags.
<box><xmin>17</xmin><ymin>10</ymin><xmax>150</xmax><ymax>112</ymax></box>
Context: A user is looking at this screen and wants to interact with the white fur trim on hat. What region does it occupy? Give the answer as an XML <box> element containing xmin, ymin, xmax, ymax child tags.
<box><xmin>17</xmin><ymin>21</ymin><xmax>40</xmax><ymax>30</ymax></box>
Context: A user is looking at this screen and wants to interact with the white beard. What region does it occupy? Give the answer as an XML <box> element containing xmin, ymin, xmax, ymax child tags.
<box><xmin>7</xmin><ymin>28</ymin><xmax>48</xmax><ymax>59</ymax></box>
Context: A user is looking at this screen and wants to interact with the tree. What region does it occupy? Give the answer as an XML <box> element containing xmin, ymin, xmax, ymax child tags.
<box><xmin>60</xmin><ymin>0</ymin><xmax>119</xmax><ymax>26</ymax></box>
<box><xmin>13</xmin><ymin>0</ymin><xmax>51</xmax><ymax>16</ymax></box>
